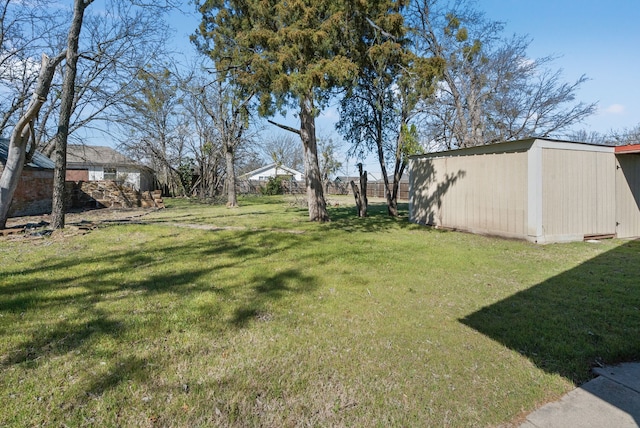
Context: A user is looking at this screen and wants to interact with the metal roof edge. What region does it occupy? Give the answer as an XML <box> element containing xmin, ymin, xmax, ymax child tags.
<box><xmin>411</xmin><ymin>137</ymin><xmax>615</xmax><ymax>159</ymax></box>
<box><xmin>615</xmin><ymin>144</ymin><xmax>640</xmax><ymax>154</ymax></box>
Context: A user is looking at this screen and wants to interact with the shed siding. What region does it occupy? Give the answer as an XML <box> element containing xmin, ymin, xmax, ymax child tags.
<box><xmin>410</xmin><ymin>151</ymin><xmax>528</xmax><ymax>238</ymax></box>
<box><xmin>541</xmin><ymin>148</ymin><xmax>616</xmax><ymax>240</ymax></box>
<box><xmin>615</xmin><ymin>154</ymin><xmax>640</xmax><ymax>238</ymax></box>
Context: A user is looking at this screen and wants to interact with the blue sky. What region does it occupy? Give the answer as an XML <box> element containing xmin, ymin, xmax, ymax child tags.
<box><xmin>481</xmin><ymin>0</ymin><xmax>639</xmax><ymax>134</ymax></box>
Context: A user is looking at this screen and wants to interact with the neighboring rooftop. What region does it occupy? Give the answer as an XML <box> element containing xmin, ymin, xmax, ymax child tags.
<box><xmin>240</xmin><ymin>163</ymin><xmax>304</xmax><ymax>179</ymax></box>
<box><xmin>0</xmin><ymin>138</ymin><xmax>55</xmax><ymax>169</ymax></box>
<box><xmin>66</xmin><ymin>144</ymin><xmax>137</xmax><ymax>167</ymax></box>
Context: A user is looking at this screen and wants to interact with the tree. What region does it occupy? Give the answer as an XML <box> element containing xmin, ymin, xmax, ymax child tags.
<box><xmin>0</xmin><ymin>53</ymin><xmax>65</xmax><ymax>229</ymax></box>
<box><xmin>337</xmin><ymin>5</ymin><xmax>443</xmax><ymax>216</ymax></box>
<box><xmin>50</xmin><ymin>0</ymin><xmax>95</xmax><ymax>230</ymax></box>
<box><xmin>117</xmin><ymin>66</ymin><xmax>187</xmax><ymax>196</ymax></box>
<box><xmin>191</xmin><ymin>79</ymin><xmax>254</xmax><ymax>207</ymax></box>
<box><xmin>412</xmin><ymin>0</ymin><xmax>596</xmax><ymax>149</ymax></box>
<box><xmin>180</xmin><ymin>75</ymin><xmax>226</xmax><ymax>199</ymax></box>
<box><xmin>38</xmin><ymin>0</ymin><xmax>172</xmax><ymax>156</ymax></box>
<box><xmin>610</xmin><ymin>123</ymin><xmax>640</xmax><ymax>146</ymax></box>
<box><xmin>194</xmin><ymin>0</ymin><xmax>407</xmax><ymax>222</ymax></box>
<box><xmin>1</xmin><ymin>0</ymin><xmax>176</xmax><ymax>228</ymax></box>
<box><xmin>566</xmin><ymin>129</ymin><xmax>610</xmax><ymax>146</ymax></box>
<box><xmin>261</xmin><ymin>134</ymin><xmax>304</xmax><ymax>173</ymax></box>
<box><xmin>317</xmin><ymin>136</ymin><xmax>343</xmax><ymax>193</ymax></box>
<box><xmin>0</xmin><ymin>0</ymin><xmax>64</xmax><ymax>138</ymax></box>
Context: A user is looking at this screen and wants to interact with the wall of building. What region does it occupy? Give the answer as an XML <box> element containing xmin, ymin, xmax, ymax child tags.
<box><xmin>0</xmin><ymin>165</ymin><xmax>53</xmax><ymax>217</ymax></box>
<box><xmin>86</xmin><ymin>165</ymin><xmax>152</xmax><ymax>191</ymax></box>
<box><xmin>409</xmin><ymin>139</ymin><xmax>639</xmax><ymax>243</ymax></box>
<box><xmin>67</xmin><ymin>169</ymin><xmax>89</xmax><ymax>181</ymax></box>
<box><xmin>615</xmin><ymin>154</ymin><xmax>640</xmax><ymax>238</ymax></box>
<box><xmin>409</xmin><ymin>150</ymin><xmax>529</xmax><ymax>239</ymax></box>
<box><xmin>247</xmin><ymin>166</ymin><xmax>304</xmax><ymax>182</ymax></box>
<box><xmin>540</xmin><ymin>147</ymin><xmax>616</xmax><ymax>241</ymax></box>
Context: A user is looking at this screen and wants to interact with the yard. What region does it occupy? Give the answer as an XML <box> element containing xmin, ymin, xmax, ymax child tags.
<box><xmin>1</xmin><ymin>196</ymin><xmax>639</xmax><ymax>426</ymax></box>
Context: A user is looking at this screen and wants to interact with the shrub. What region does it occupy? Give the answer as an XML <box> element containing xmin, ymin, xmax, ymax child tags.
<box><xmin>262</xmin><ymin>176</ymin><xmax>285</xmax><ymax>195</ymax></box>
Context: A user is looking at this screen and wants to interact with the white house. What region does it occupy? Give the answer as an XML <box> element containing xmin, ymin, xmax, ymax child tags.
<box><xmin>66</xmin><ymin>145</ymin><xmax>155</xmax><ymax>191</ymax></box>
<box><xmin>240</xmin><ymin>163</ymin><xmax>304</xmax><ymax>182</ymax></box>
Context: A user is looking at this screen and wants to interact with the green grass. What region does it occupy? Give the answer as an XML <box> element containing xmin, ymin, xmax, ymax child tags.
<box><xmin>1</xmin><ymin>195</ymin><xmax>639</xmax><ymax>426</ymax></box>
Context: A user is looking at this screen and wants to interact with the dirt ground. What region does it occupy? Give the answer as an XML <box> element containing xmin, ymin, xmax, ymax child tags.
<box><xmin>2</xmin><ymin>207</ymin><xmax>158</xmax><ymax>238</ymax></box>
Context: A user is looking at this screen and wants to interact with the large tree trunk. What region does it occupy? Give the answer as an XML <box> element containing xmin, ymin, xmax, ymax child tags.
<box><xmin>51</xmin><ymin>0</ymin><xmax>91</xmax><ymax>229</ymax></box>
<box><xmin>374</xmin><ymin>130</ymin><xmax>397</xmax><ymax>217</ymax></box>
<box><xmin>300</xmin><ymin>96</ymin><xmax>329</xmax><ymax>222</ymax></box>
<box><xmin>0</xmin><ymin>53</ymin><xmax>64</xmax><ymax>229</ymax></box>
<box><xmin>225</xmin><ymin>143</ymin><xmax>238</xmax><ymax>207</ymax></box>
<box><xmin>350</xmin><ymin>163</ymin><xmax>368</xmax><ymax>217</ymax></box>
<box><xmin>388</xmin><ymin>127</ymin><xmax>410</xmax><ymax>218</ymax></box>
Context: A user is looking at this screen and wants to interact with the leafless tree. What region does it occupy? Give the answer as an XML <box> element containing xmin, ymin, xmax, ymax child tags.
<box><xmin>38</xmin><ymin>1</ymin><xmax>171</xmax><ymax>155</ymax></box>
<box><xmin>260</xmin><ymin>134</ymin><xmax>304</xmax><ymax>173</ymax></box>
<box><xmin>610</xmin><ymin>123</ymin><xmax>640</xmax><ymax>146</ymax></box>
<box><xmin>1</xmin><ymin>0</ymin><xmax>176</xmax><ymax>228</ymax></box>
<box><xmin>0</xmin><ymin>53</ymin><xmax>65</xmax><ymax>229</ymax></box>
<box><xmin>411</xmin><ymin>0</ymin><xmax>597</xmax><ymax>149</ymax></box>
<box><xmin>179</xmin><ymin>79</ymin><xmax>226</xmax><ymax>199</ymax></box>
<box><xmin>0</xmin><ymin>0</ymin><xmax>65</xmax><ymax>137</ymax></box>
<box><xmin>116</xmin><ymin>65</ymin><xmax>187</xmax><ymax>196</ymax></box>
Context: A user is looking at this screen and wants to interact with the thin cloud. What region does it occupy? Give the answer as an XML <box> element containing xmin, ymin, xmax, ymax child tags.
<box><xmin>603</xmin><ymin>104</ymin><xmax>625</xmax><ymax>114</ymax></box>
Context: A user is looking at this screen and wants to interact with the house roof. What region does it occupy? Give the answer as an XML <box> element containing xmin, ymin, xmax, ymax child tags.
<box><xmin>239</xmin><ymin>163</ymin><xmax>304</xmax><ymax>179</ymax></box>
<box><xmin>0</xmin><ymin>138</ymin><xmax>55</xmax><ymax>169</ymax></box>
<box><xmin>615</xmin><ymin>144</ymin><xmax>640</xmax><ymax>154</ymax></box>
<box><xmin>66</xmin><ymin>144</ymin><xmax>138</xmax><ymax>167</ymax></box>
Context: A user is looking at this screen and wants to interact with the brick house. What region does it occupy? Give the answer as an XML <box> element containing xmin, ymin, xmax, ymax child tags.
<box><xmin>0</xmin><ymin>138</ymin><xmax>54</xmax><ymax>217</ymax></box>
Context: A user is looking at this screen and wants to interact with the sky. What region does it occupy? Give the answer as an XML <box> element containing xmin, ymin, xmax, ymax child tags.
<box><xmin>481</xmin><ymin>0</ymin><xmax>640</xmax><ymax>135</ymax></box>
<box><xmin>167</xmin><ymin>1</ymin><xmax>640</xmax><ymax>175</ymax></box>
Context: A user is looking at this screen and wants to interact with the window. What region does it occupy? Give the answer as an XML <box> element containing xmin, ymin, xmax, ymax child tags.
<box><xmin>103</xmin><ymin>167</ymin><xmax>117</xmax><ymax>180</ymax></box>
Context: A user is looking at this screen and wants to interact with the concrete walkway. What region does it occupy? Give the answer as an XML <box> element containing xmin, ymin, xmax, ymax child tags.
<box><xmin>521</xmin><ymin>363</ymin><xmax>640</xmax><ymax>427</ymax></box>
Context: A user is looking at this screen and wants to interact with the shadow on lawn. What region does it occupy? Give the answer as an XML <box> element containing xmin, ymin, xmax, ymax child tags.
<box><xmin>0</xmin><ymin>227</ymin><xmax>318</xmax><ymax>375</ymax></box>
<box><xmin>326</xmin><ymin>202</ymin><xmax>412</xmax><ymax>233</ymax></box>
<box><xmin>461</xmin><ymin>239</ymin><xmax>640</xmax><ymax>388</ymax></box>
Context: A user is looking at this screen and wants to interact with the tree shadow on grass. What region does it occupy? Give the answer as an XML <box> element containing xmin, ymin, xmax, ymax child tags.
<box><xmin>325</xmin><ymin>202</ymin><xmax>413</xmax><ymax>233</ymax></box>
<box><xmin>0</xmin><ymin>225</ymin><xmax>317</xmax><ymax>385</ymax></box>
<box><xmin>460</xmin><ymin>239</ymin><xmax>640</xmax><ymax>420</ymax></box>
<box><xmin>85</xmin><ymin>355</ymin><xmax>150</xmax><ymax>398</ymax></box>
<box><xmin>230</xmin><ymin>268</ymin><xmax>319</xmax><ymax>328</ymax></box>
<box><xmin>1</xmin><ymin>311</ymin><xmax>124</xmax><ymax>367</ymax></box>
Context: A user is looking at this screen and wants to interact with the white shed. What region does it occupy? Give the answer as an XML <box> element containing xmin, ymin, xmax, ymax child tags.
<box><xmin>409</xmin><ymin>138</ymin><xmax>640</xmax><ymax>243</ymax></box>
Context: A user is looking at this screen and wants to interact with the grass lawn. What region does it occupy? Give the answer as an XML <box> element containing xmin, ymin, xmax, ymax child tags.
<box><xmin>1</xmin><ymin>195</ymin><xmax>639</xmax><ymax>426</ymax></box>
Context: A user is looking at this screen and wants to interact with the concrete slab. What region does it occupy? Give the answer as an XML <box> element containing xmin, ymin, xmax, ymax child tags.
<box><xmin>594</xmin><ymin>363</ymin><xmax>640</xmax><ymax>393</ymax></box>
<box><xmin>521</xmin><ymin>364</ymin><xmax>640</xmax><ymax>428</ymax></box>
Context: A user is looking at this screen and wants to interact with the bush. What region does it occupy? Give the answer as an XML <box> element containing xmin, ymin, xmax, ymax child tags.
<box><xmin>261</xmin><ymin>176</ymin><xmax>285</xmax><ymax>195</ymax></box>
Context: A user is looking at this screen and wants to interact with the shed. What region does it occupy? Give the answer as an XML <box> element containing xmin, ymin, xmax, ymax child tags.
<box><xmin>0</xmin><ymin>138</ymin><xmax>54</xmax><ymax>217</ymax></box>
<box><xmin>409</xmin><ymin>138</ymin><xmax>640</xmax><ymax>243</ymax></box>
<box><xmin>66</xmin><ymin>145</ymin><xmax>155</xmax><ymax>191</ymax></box>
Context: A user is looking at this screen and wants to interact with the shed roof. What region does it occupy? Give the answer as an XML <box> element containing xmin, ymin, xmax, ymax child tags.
<box><xmin>0</xmin><ymin>138</ymin><xmax>55</xmax><ymax>169</ymax></box>
<box><xmin>411</xmin><ymin>137</ymin><xmax>615</xmax><ymax>159</ymax></box>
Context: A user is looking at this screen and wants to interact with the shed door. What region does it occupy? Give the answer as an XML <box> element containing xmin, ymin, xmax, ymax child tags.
<box><xmin>615</xmin><ymin>154</ymin><xmax>640</xmax><ymax>238</ymax></box>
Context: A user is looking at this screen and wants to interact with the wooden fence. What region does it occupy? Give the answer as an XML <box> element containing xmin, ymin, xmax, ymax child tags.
<box><xmin>238</xmin><ymin>179</ymin><xmax>409</xmax><ymax>201</ymax></box>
